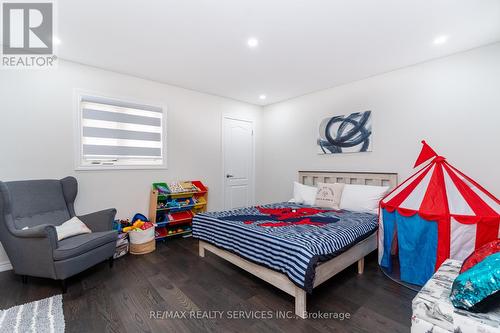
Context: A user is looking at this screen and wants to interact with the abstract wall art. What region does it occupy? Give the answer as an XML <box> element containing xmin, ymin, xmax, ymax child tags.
<box><xmin>317</xmin><ymin>110</ymin><xmax>372</xmax><ymax>154</ymax></box>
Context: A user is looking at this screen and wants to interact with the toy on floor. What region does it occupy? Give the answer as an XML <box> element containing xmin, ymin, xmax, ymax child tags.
<box><xmin>132</xmin><ymin>213</ymin><xmax>148</xmax><ymax>222</ymax></box>
<box><xmin>123</xmin><ymin>220</ymin><xmax>155</xmax><ymax>232</ymax></box>
<box><xmin>122</xmin><ymin>220</ymin><xmax>144</xmax><ymax>232</ymax></box>
<box><xmin>121</xmin><ymin>214</ymin><xmax>153</xmax><ymax>233</ymax></box>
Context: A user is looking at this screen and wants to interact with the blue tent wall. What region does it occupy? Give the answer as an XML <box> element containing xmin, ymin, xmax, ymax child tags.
<box><xmin>380</xmin><ymin>208</ymin><xmax>396</xmax><ymax>271</ymax></box>
<box><xmin>380</xmin><ymin>209</ymin><xmax>438</xmax><ymax>286</ymax></box>
<box><xmin>397</xmin><ymin>212</ymin><xmax>438</xmax><ymax>285</ymax></box>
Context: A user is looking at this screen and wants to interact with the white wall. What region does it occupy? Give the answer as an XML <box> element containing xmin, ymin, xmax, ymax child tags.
<box><xmin>0</xmin><ymin>60</ymin><xmax>262</xmax><ymax>267</ymax></box>
<box><xmin>2</xmin><ymin>43</ymin><xmax>499</xmax><ymax>269</ymax></box>
<box><xmin>257</xmin><ymin>43</ymin><xmax>500</xmax><ymax>204</ymax></box>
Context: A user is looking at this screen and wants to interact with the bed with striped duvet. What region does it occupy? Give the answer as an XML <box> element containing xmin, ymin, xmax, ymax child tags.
<box><xmin>192</xmin><ymin>202</ymin><xmax>378</xmax><ymax>293</ymax></box>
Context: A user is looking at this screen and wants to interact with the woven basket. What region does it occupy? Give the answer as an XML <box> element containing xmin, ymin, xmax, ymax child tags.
<box><xmin>129</xmin><ymin>239</ymin><xmax>156</xmax><ymax>255</ymax></box>
<box><xmin>129</xmin><ymin>228</ymin><xmax>155</xmax><ymax>244</ymax></box>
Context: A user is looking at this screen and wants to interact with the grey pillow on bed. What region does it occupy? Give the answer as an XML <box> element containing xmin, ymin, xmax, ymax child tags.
<box><xmin>314</xmin><ymin>182</ymin><xmax>344</xmax><ymax>209</ymax></box>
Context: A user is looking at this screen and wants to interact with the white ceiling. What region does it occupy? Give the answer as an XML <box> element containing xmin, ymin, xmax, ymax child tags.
<box><xmin>56</xmin><ymin>0</ymin><xmax>500</xmax><ymax>105</ymax></box>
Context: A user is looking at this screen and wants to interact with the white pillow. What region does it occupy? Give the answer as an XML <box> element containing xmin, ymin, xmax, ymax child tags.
<box><xmin>339</xmin><ymin>184</ymin><xmax>390</xmax><ymax>214</ymax></box>
<box><xmin>55</xmin><ymin>217</ymin><xmax>92</xmax><ymax>241</ymax></box>
<box><xmin>292</xmin><ymin>181</ymin><xmax>318</xmax><ymax>206</ymax></box>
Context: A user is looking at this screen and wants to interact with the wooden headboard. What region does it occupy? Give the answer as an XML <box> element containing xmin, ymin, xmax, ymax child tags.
<box><xmin>298</xmin><ymin>171</ymin><xmax>398</xmax><ymax>190</ymax></box>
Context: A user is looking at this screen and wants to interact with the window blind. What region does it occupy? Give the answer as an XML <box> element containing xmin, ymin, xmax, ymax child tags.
<box><xmin>79</xmin><ymin>95</ymin><xmax>164</xmax><ymax>167</ymax></box>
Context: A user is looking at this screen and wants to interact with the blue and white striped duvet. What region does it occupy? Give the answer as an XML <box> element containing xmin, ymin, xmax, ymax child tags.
<box><xmin>192</xmin><ymin>203</ymin><xmax>378</xmax><ymax>293</ymax></box>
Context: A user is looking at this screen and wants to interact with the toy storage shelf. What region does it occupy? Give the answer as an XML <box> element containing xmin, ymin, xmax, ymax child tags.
<box><xmin>148</xmin><ymin>180</ymin><xmax>208</xmax><ymax>240</ymax></box>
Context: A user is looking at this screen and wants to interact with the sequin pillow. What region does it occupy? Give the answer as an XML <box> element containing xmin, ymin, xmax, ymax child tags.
<box><xmin>450</xmin><ymin>252</ymin><xmax>500</xmax><ymax>312</ymax></box>
<box><xmin>460</xmin><ymin>239</ymin><xmax>500</xmax><ymax>273</ymax></box>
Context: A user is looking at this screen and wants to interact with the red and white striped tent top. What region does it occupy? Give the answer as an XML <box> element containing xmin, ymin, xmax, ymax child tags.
<box><xmin>380</xmin><ymin>141</ymin><xmax>500</xmax><ymax>267</ymax></box>
<box><xmin>380</xmin><ymin>142</ymin><xmax>500</xmax><ymax>268</ymax></box>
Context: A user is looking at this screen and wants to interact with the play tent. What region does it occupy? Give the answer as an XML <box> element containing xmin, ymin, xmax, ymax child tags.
<box><xmin>378</xmin><ymin>141</ymin><xmax>500</xmax><ymax>286</ymax></box>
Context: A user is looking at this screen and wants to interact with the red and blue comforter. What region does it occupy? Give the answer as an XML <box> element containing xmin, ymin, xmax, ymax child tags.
<box><xmin>192</xmin><ymin>203</ymin><xmax>377</xmax><ymax>293</ymax></box>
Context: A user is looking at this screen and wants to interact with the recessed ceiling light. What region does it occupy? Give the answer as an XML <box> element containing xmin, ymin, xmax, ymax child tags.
<box><xmin>259</xmin><ymin>94</ymin><xmax>266</xmax><ymax>100</ymax></box>
<box><xmin>53</xmin><ymin>37</ymin><xmax>61</xmax><ymax>45</ymax></box>
<box><xmin>247</xmin><ymin>38</ymin><xmax>259</xmax><ymax>48</ymax></box>
<box><xmin>433</xmin><ymin>35</ymin><xmax>448</xmax><ymax>45</ymax></box>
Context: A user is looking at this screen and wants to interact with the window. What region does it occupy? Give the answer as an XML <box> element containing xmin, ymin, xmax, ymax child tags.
<box><xmin>75</xmin><ymin>93</ymin><xmax>166</xmax><ymax>170</ymax></box>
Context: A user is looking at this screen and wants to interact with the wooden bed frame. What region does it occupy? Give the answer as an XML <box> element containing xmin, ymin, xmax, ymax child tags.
<box><xmin>198</xmin><ymin>170</ymin><xmax>398</xmax><ymax>318</ymax></box>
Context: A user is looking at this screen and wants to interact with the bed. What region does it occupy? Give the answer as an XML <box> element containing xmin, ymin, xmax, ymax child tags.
<box><xmin>193</xmin><ymin>171</ymin><xmax>398</xmax><ymax>318</ymax></box>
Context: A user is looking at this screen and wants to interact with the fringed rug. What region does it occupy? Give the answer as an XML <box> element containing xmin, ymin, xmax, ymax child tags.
<box><xmin>0</xmin><ymin>294</ymin><xmax>65</xmax><ymax>333</ymax></box>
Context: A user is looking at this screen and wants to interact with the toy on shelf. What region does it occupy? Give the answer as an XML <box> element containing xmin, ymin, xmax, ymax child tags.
<box><xmin>167</xmin><ymin>199</ymin><xmax>181</xmax><ymax>208</ymax></box>
<box><xmin>156</xmin><ymin>184</ymin><xmax>170</xmax><ymax>195</ymax></box>
<box><xmin>149</xmin><ymin>180</ymin><xmax>208</xmax><ymax>241</ymax></box>
<box><xmin>168</xmin><ymin>181</ymin><xmax>184</xmax><ymax>193</ymax></box>
<box><xmin>194</xmin><ymin>196</ymin><xmax>206</xmax><ymax>207</ymax></box>
<box><xmin>180</xmin><ymin>181</ymin><xmax>197</xmax><ymax>192</ymax></box>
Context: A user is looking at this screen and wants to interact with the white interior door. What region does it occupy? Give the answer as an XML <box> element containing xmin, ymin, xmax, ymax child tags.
<box><xmin>223</xmin><ymin>117</ymin><xmax>254</xmax><ymax>210</ymax></box>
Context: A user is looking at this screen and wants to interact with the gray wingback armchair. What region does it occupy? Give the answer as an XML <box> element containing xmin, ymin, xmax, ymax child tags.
<box><xmin>0</xmin><ymin>177</ymin><xmax>117</xmax><ymax>292</ymax></box>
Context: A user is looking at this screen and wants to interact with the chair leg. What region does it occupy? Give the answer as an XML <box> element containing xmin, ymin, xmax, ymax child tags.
<box><xmin>108</xmin><ymin>257</ymin><xmax>114</xmax><ymax>268</ymax></box>
<box><xmin>21</xmin><ymin>275</ymin><xmax>28</xmax><ymax>284</ymax></box>
<box><xmin>60</xmin><ymin>279</ymin><xmax>67</xmax><ymax>294</ymax></box>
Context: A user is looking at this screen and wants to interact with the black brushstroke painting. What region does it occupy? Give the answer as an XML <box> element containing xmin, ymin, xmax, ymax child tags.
<box><xmin>317</xmin><ymin>111</ymin><xmax>372</xmax><ymax>154</ymax></box>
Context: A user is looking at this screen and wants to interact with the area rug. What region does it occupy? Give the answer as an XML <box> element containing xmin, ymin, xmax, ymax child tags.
<box><xmin>0</xmin><ymin>294</ymin><xmax>65</xmax><ymax>333</ymax></box>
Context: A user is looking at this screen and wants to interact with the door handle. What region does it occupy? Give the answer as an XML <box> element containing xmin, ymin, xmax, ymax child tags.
<box><xmin>226</xmin><ymin>174</ymin><xmax>234</xmax><ymax>178</ymax></box>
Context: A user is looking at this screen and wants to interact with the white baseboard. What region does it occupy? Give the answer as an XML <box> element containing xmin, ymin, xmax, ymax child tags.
<box><xmin>0</xmin><ymin>261</ymin><xmax>13</xmax><ymax>272</ymax></box>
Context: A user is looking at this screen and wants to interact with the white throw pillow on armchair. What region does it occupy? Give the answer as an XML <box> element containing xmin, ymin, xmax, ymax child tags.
<box><xmin>55</xmin><ymin>216</ymin><xmax>92</xmax><ymax>241</ymax></box>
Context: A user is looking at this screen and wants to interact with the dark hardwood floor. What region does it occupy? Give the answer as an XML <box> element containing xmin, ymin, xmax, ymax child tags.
<box><xmin>0</xmin><ymin>238</ymin><xmax>416</xmax><ymax>332</ymax></box>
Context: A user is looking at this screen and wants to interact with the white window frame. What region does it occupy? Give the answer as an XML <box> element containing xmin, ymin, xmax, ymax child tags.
<box><xmin>74</xmin><ymin>89</ymin><xmax>167</xmax><ymax>171</ymax></box>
